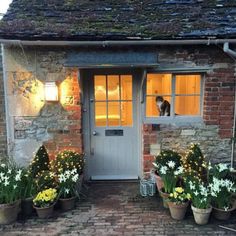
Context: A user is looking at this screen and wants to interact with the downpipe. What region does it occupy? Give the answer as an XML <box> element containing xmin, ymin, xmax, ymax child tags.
<box><xmin>223</xmin><ymin>42</ymin><xmax>236</xmax><ymax>169</ymax></box>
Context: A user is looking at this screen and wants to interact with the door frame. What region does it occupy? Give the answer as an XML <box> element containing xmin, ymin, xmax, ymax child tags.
<box><xmin>81</xmin><ymin>68</ymin><xmax>143</xmax><ymax>180</ymax></box>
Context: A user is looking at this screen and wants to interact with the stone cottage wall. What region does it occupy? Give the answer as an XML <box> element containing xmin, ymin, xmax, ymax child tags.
<box><xmin>0</xmin><ymin>47</ymin><xmax>7</xmax><ymax>158</ymax></box>
<box><xmin>2</xmin><ymin>44</ymin><xmax>236</xmax><ymax>171</ymax></box>
<box><xmin>143</xmin><ymin>45</ymin><xmax>236</xmax><ymax>171</ymax></box>
<box><xmin>3</xmin><ymin>46</ymin><xmax>82</xmax><ymax>165</ymax></box>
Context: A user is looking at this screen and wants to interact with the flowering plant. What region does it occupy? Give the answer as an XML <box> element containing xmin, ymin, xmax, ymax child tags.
<box><xmin>209</xmin><ymin>163</ymin><xmax>236</xmax><ymax>210</ymax></box>
<box><xmin>168</xmin><ymin>187</ymin><xmax>191</xmax><ymax>205</ymax></box>
<box><xmin>153</xmin><ymin>150</ymin><xmax>183</xmax><ymax>193</ymax></box>
<box><xmin>0</xmin><ymin>163</ymin><xmax>23</xmax><ymax>204</ymax></box>
<box><xmin>33</xmin><ymin>188</ymin><xmax>57</xmax><ymax>208</ymax></box>
<box><xmin>52</xmin><ymin>150</ymin><xmax>85</xmax><ymax>175</ymax></box>
<box><xmin>182</xmin><ymin>143</ymin><xmax>207</xmax><ymax>181</ymax></box>
<box><xmin>35</xmin><ymin>170</ymin><xmax>57</xmax><ymax>191</ymax></box>
<box><xmin>185</xmin><ymin>177</ymin><xmax>211</xmax><ymax>209</ymax></box>
<box><xmin>58</xmin><ymin>169</ymin><xmax>79</xmax><ymax>199</ymax></box>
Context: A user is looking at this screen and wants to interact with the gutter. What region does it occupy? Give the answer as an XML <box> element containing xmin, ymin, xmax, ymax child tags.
<box><xmin>1</xmin><ymin>38</ymin><xmax>236</xmax><ymax>46</ymax></box>
<box><xmin>223</xmin><ymin>42</ymin><xmax>236</xmax><ymax>169</ymax></box>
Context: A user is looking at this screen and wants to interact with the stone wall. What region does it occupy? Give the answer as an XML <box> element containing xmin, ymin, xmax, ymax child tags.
<box><xmin>0</xmin><ymin>47</ymin><xmax>7</xmax><ymax>158</ymax></box>
<box><xmin>3</xmin><ymin>46</ymin><xmax>82</xmax><ymax>165</ymax></box>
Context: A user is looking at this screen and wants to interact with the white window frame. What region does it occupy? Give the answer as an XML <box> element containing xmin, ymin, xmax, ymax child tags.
<box><xmin>143</xmin><ymin>71</ymin><xmax>205</xmax><ymax>124</ymax></box>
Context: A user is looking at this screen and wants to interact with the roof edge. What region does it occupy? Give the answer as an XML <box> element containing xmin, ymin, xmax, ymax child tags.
<box><xmin>1</xmin><ymin>39</ymin><xmax>236</xmax><ymax>46</ymax></box>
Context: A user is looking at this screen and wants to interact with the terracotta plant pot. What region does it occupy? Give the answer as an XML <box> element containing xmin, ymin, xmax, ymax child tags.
<box><xmin>154</xmin><ymin>171</ymin><xmax>164</xmax><ymax>192</ymax></box>
<box><xmin>168</xmin><ymin>201</ymin><xmax>189</xmax><ymax>220</ymax></box>
<box><xmin>21</xmin><ymin>197</ymin><xmax>34</xmax><ymax>217</ymax></box>
<box><xmin>34</xmin><ymin>203</ymin><xmax>55</xmax><ymax>219</ymax></box>
<box><xmin>59</xmin><ymin>196</ymin><xmax>76</xmax><ymax>211</ymax></box>
<box><xmin>191</xmin><ymin>204</ymin><xmax>212</xmax><ymax>225</ymax></box>
<box><xmin>0</xmin><ymin>200</ymin><xmax>21</xmax><ymax>224</ymax></box>
<box><xmin>159</xmin><ymin>189</ymin><xmax>170</xmax><ymax>208</ymax></box>
<box><xmin>212</xmin><ymin>206</ymin><xmax>235</xmax><ymax>220</ymax></box>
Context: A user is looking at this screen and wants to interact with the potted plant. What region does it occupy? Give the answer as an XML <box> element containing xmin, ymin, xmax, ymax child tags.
<box><xmin>0</xmin><ymin>162</ymin><xmax>23</xmax><ymax>224</ymax></box>
<box><xmin>33</xmin><ymin>188</ymin><xmax>58</xmax><ymax>218</ymax></box>
<box><xmin>52</xmin><ymin>150</ymin><xmax>85</xmax><ymax>190</ymax></box>
<box><xmin>20</xmin><ymin>169</ymin><xmax>37</xmax><ymax>217</ymax></box>
<box><xmin>57</xmin><ymin>168</ymin><xmax>80</xmax><ymax>211</ymax></box>
<box><xmin>167</xmin><ymin>187</ymin><xmax>191</xmax><ymax>220</ymax></box>
<box><xmin>153</xmin><ymin>150</ymin><xmax>183</xmax><ymax>208</ymax></box>
<box><xmin>153</xmin><ymin>150</ymin><xmax>182</xmax><ymax>192</ymax></box>
<box><xmin>182</xmin><ymin>143</ymin><xmax>208</xmax><ymax>182</ymax></box>
<box><xmin>186</xmin><ymin>177</ymin><xmax>212</xmax><ymax>225</ymax></box>
<box><xmin>209</xmin><ymin>163</ymin><xmax>236</xmax><ymax>220</ymax></box>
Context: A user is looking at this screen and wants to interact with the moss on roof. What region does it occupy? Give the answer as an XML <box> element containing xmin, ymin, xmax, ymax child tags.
<box><xmin>0</xmin><ymin>0</ymin><xmax>236</xmax><ymax>40</ymax></box>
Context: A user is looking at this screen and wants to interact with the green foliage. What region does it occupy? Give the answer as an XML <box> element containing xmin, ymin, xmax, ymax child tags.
<box><xmin>182</xmin><ymin>143</ymin><xmax>207</xmax><ymax>181</ymax></box>
<box><xmin>53</xmin><ymin>150</ymin><xmax>85</xmax><ymax>175</ymax></box>
<box><xmin>29</xmin><ymin>145</ymin><xmax>50</xmax><ymax>178</ymax></box>
<box><xmin>153</xmin><ymin>150</ymin><xmax>182</xmax><ymax>172</ymax></box>
<box><xmin>185</xmin><ymin>176</ymin><xmax>211</xmax><ymax>209</ymax></box>
<box><xmin>20</xmin><ymin>168</ymin><xmax>37</xmax><ymax>199</ymax></box>
<box><xmin>35</xmin><ymin>170</ymin><xmax>57</xmax><ymax>192</ymax></box>
<box><xmin>153</xmin><ymin>150</ymin><xmax>183</xmax><ymax>193</ymax></box>
<box><xmin>0</xmin><ymin>162</ymin><xmax>23</xmax><ymax>204</ymax></box>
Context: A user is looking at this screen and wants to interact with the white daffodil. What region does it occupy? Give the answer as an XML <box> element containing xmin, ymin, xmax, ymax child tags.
<box><xmin>72</xmin><ymin>174</ymin><xmax>79</xmax><ymax>182</ymax></box>
<box><xmin>218</xmin><ymin>163</ymin><xmax>228</xmax><ymax>172</ymax></box>
<box><xmin>193</xmin><ymin>191</ymin><xmax>199</xmax><ymax>196</ymax></box>
<box><xmin>7</xmin><ymin>169</ymin><xmax>12</xmax><ymax>174</ymax></box>
<box><xmin>0</xmin><ymin>163</ymin><xmax>6</xmax><ymax>168</ymax></box>
<box><xmin>65</xmin><ymin>188</ymin><xmax>70</xmax><ymax>194</ymax></box>
<box><xmin>4</xmin><ymin>180</ymin><xmax>9</xmax><ymax>186</ymax></box>
<box><xmin>160</xmin><ymin>166</ymin><xmax>167</xmax><ymax>175</ymax></box>
<box><xmin>13</xmin><ymin>184</ymin><xmax>17</xmax><ymax>189</ymax></box>
<box><xmin>167</xmin><ymin>161</ymin><xmax>175</xmax><ymax>169</ymax></box>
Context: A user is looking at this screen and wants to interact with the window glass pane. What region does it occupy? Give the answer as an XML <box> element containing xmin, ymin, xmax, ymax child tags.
<box><xmin>176</xmin><ymin>75</ymin><xmax>201</xmax><ymax>95</ymax></box>
<box><xmin>94</xmin><ymin>75</ymin><xmax>106</xmax><ymax>101</ymax></box>
<box><xmin>175</xmin><ymin>96</ymin><xmax>200</xmax><ymax>115</ymax></box>
<box><xmin>121</xmin><ymin>75</ymin><xmax>132</xmax><ymax>100</ymax></box>
<box><xmin>95</xmin><ymin>102</ymin><xmax>107</xmax><ymax>126</ymax></box>
<box><xmin>108</xmin><ymin>102</ymin><xmax>120</xmax><ymax>126</ymax></box>
<box><xmin>121</xmin><ymin>102</ymin><xmax>133</xmax><ymax>126</ymax></box>
<box><xmin>108</xmin><ymin>75</ymin><xmax>119</xmax><ymax>100</ymax></box>
<box><xmin>146</xmin><ymin>74</ymin><xmax>172</xmax><ymax>95</ymax></box>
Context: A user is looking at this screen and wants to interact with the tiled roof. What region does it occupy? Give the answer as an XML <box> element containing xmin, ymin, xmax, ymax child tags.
<box><xmin>0</xmin><ymin>0</ymin><xmax>236</xmax><ymax>41</ymax></box>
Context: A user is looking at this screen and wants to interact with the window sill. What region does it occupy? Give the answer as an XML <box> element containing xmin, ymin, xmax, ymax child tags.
<box><xmin>144</xmin><ymin>116</ymin><xmax>203</xmax><ymax>125</ymax></box>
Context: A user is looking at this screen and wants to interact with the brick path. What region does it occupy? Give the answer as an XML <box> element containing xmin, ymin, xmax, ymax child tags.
<box><xmin>0</xmin><ymin>182</ymin><xmax>236</xmax><ymax>236</ymax></box>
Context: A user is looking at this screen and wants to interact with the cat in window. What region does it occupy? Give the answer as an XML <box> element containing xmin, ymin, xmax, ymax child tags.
<box><xmin>156</xmin><ymin>96</ymin><xmax>170</xmax><ymax>116</ymax></box>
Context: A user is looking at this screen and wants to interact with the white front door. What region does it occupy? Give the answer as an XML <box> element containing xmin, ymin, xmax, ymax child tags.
<box><xmin>89</xmin><ymin>72</ymin><xmax>139</xmax><ymax>180</ymax></box>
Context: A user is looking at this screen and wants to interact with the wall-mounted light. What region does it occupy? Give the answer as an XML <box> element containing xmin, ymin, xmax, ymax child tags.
<box><xmin>45</xmin><ymin>82</ymin><xmax>59</xmax><ymax>102</ymax></box>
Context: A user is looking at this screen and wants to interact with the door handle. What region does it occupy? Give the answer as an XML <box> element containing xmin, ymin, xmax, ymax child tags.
<box><xmin>92</xmin><ymin>131</ymin><xmax>97</xmax><ymax>136</ymax></box>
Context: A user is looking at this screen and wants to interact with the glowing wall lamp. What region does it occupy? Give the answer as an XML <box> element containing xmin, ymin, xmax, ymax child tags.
<box><xmin>44</xmin><ymin>82</ymin><xmax>59</xmax><ymax>102</ymax></box>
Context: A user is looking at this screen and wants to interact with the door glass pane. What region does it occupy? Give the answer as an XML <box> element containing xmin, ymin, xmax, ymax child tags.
<box><xmin>146</xmin><ymin>74</ymin><xmax>172</xmax><ymax>95</ymax></box>
<box><xmin>95</xmin><ymin>102</ymin><xmax>107</xmax><ymax>126</ymax></box>
<box><xmin>175</xmin><ymin>96</ymin><xmax>200</xmax><ymax>115</ymax></box>
<box><xmin>121</xmin><ymin>102</ymin><xmax>133</xmax><ymax>126</ymax></box>
<box><xmin>95</xmin><ymin>75</ymin><xmax>106</xmax><ymax>101</ymax></box>
<box><xmin>121</xmin><ymin>75</ymin><xmax>132</xmax><ymax>100</ymax></box>
<box><xmin>108</xmin><ymin>75</ymin><xmax>119</xmax><ymax>100</ymax></box>
<box><xmin>176</xmin><ymin>75</ymin><xmax>201</xmax><ymax>95</ymax></box>
<box><xmin>108</xmin><ymin>102</ymin><xmax>120</xmax><ymax>126</ymax></box>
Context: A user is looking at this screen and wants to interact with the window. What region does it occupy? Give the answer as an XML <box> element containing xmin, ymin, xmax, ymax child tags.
<box><xmin>146</xmin><ymin>73</ymin><xmax>202</xmax><ymax>118</ymax></box>
<box><xmin>94</xmin><ymin>75</ymin><xmax>133</xmax><ymax>127</ymax></box>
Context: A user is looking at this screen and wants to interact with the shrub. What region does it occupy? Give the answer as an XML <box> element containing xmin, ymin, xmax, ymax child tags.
<box><xmin>29</xmin><ymin>145</ymin><xmax>50</xmax><ymax>178</ymax></box>
<box><xmin>53</xmin><ymin>150</ymin><xmax>85</xmax><ymax>175</ymax></box>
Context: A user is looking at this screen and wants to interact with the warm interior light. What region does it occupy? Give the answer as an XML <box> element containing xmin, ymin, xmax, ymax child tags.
<box><xmin>45</xmin><ymin>82</ymin><xmax>58</xmax><ymax>101</ymax></box>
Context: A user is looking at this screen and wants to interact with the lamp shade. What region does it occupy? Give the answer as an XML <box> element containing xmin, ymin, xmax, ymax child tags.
<box><xmin>45</xmin><ymin>82</ymin><xmax>58</xmax><ymax>101</ymax></box>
